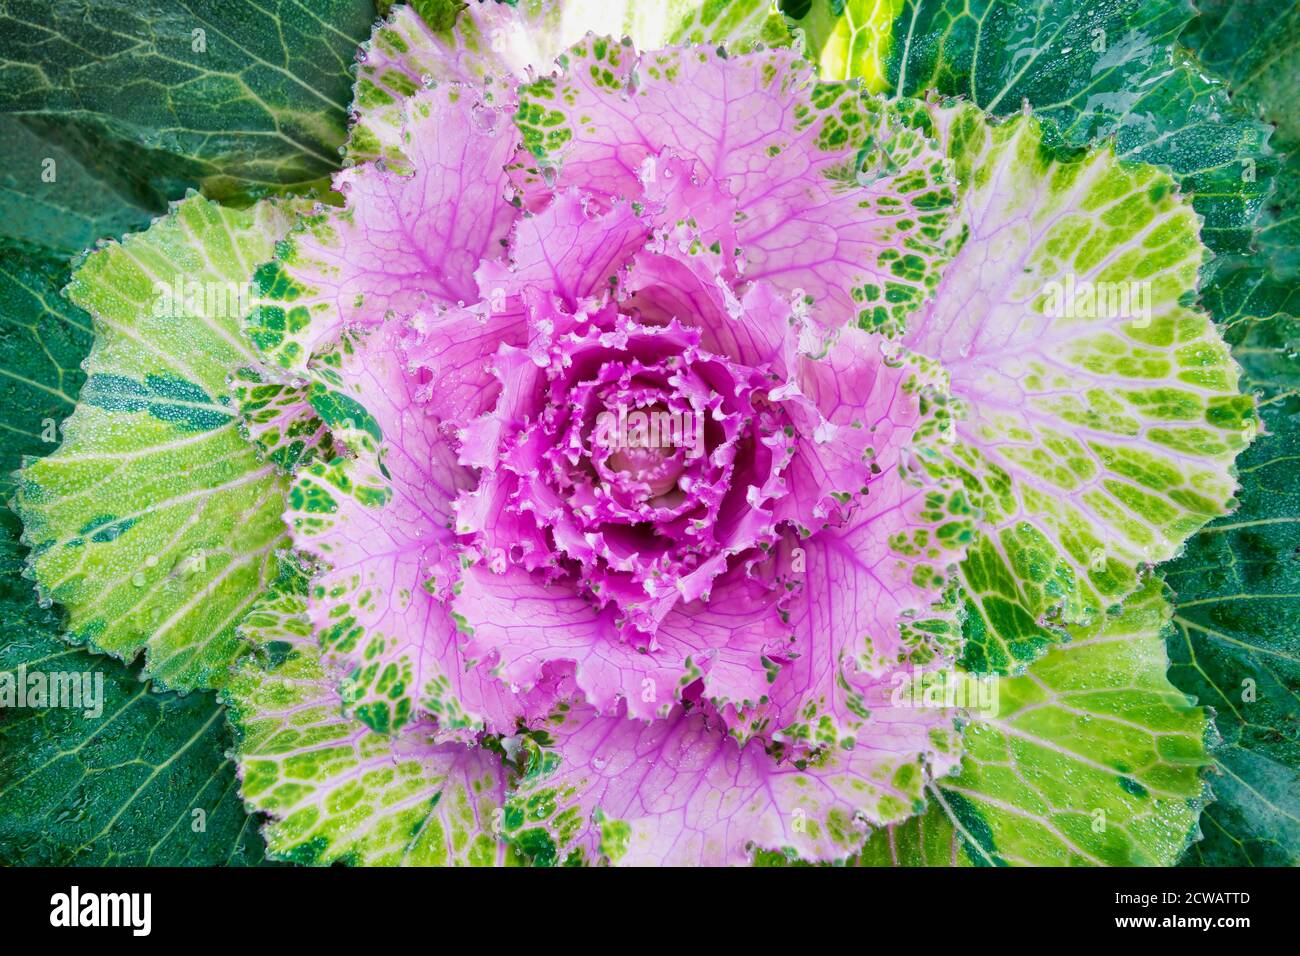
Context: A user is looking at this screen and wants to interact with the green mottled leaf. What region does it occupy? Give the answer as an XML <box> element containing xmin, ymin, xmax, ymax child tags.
<box><xmin>857</xmin><ymin>578</ymin><xmax>1211</xmax><ymax>866</ymax></box>
<box><xmin>225</xmin><ymin>558</ymin><xmax>520</xmax><ymax>866</ymax></box>
<box><xmin>908</xmin><ymin>102</ymin><xmax>1251</xmax><ymax>673</ymax></box>
<box><xmin>15</xmin><ymin>195</ymin><xmax>297</xmax><ymax>691</ymax></box>
<box><xmin>0</xmin><ymin>0</ymin><xmax>378</xmax><ymax>200</ymax></box>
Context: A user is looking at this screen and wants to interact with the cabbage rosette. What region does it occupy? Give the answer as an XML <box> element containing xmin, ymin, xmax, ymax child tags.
<box><xmin>15</xmin><ymin>0</ymin><xmax>1254</xmax><ymax>867</ymax></box>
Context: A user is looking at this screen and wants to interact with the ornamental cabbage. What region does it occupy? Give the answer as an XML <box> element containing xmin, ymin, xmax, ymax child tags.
<box><xmin>8</xmin><ymin>0</ymin><xmax>1278</xmax><ymax>868</ymax></box>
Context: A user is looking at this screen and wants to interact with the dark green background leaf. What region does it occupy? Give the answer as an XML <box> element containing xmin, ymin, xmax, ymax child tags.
<box><xmin>0</xmin><ymin>204</ymin><xmax>273</xmax><ymax>864</ymax></box>
<box><xmin>1159</xmin><ymin>0</ymin><xmax>1300</xmax><ymax>867</ymax></box>
<box><xmin>0</xmin><ymin>237</ymin><xmax>93</xmax><ymax>492</ymax></box>
<box><xmin>0</xmin><ymin>0</ymin><xmax>379</xmax><ymax>200</ymax></box>
<box><xmin>1183</xmin><ymin>0</ymin><xmax>1299</xmax><ymax>281</ymax></box>
<box><xmin>0</xmin><ymin>509</ymin><xmax>268</xmax><ymax>865</ymax></box>
<box><xmin>0</xmin><ymin>115</ymin><xmax>165</xmax><ymax>256</ymax></box>
<box><xmin>1164</xmin><ymin>390</ymin><xmax>1300</xmax><ymax>866</ymax></box>
<box><xmin>884</xmin><ymin>0</ymin><xmax>1278</xmax><ymax>260</ymax></box>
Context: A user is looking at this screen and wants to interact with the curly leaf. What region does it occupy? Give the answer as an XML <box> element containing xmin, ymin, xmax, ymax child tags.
<box><xmin>350</xmin><ymin>0</ymin><xmax>793</xmax><ymax>168</ymax></box>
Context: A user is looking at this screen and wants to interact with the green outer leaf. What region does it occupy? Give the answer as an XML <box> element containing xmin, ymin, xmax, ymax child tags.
<box><xmin>1163</xmin><ymin>384</ymin><xmax>1300</xmax><ymax>866</ymax></box>
<box><xmin>856</xmin><ymin>577</ymin><xmax>1211</xmax><ymax>866</ymax></box>
<box><xmin>15</xmin><ymin>195</ymin><xmax>297</xmax><ymax>691</ymax></box>
<box><xmin>0</xmin><ymin>0</ymin><xmax>378</xmax><ymax>200</ymax></box>
<box><xmin>0</xmin><ymin>509</ymin><xmax>268</xmax><ymax>866</ymax></box>
<box><xmin>882</xmin><ymin>0</ymin><xmax>1278</xmax><ymax>262</ymax></box>
<box><xmin>0</xmin><ymin>241</ymin><xmax>94</xmax><ymax>501</ymax></box>
<box><xmin>224</xmin><ymin>557</ymin><xmax>520</xmax><ymax>866</ymax></box>
<box><xmin>0</xmin><ymin>115</ymin><xmax>162</xmax><ymax>258</ymax></box>
<box><xmin>1182</xmin><ymin>0</ymin><xmax>1299</xmax><ymax>270</ymax></box>
<box><xmin>1182</xmin><ymin>0</ymin><xmax>1300</xmax><ymax>151</ymax></box>
<box><xmin>0</xmin><ymin>112</ymin><xmax>162</xmax><ymax>494</ymax></box>
<box><xmin>1206</xmin><ymin>275</ymin><xmax>1300</xmax><ymax>384</ymax></box>
<box><xmin>1182</xmin><ymin>0</ymin><xmax>1300</xmax><ymax>288</ymax></box>
<box><xmin>0</xmin><ymin>0</ymin><xmax>378</xmax><ymax>868</ymax></box>
<box><xmin>1157</xmin><ymin>0</ymin><xmax>1300</xmax><ymax>868</ymax></box>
